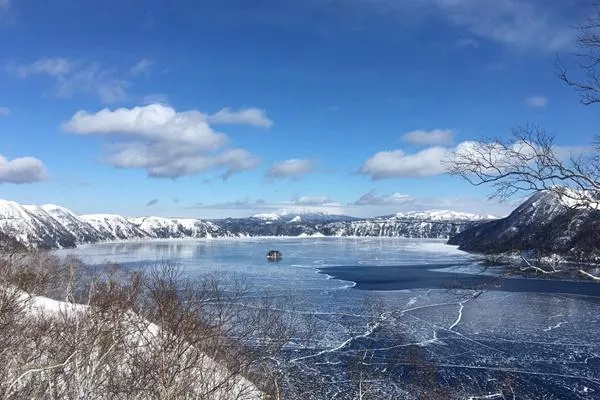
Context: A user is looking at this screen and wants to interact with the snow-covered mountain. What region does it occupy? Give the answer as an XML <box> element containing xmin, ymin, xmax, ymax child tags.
<box><xmin>250</xmin><ymin>213</ymin><xmax>281</xmax><ymax>222</ymax></box>
<box><xmin>0</xmin><ymin>200</ymin><xmax>80</xmax><ymax>248</ymax></box>
<box><xmin>322</xmin><ymin>214</ymin><xmax>484</xmax><ymax>238</ymax></box>
<box><xmin>129</xmin><ymin>216</ymin><xmax>230</xmax><ymax>238</ymax></box>
<box><xmin>0</xmin><ymin>201</ymin><xmax>232</xmax><ymax>248</ymax></box>
<box><xmin>80</xmin><ymin>215</ymin><xmax>149</xmax><ymax>240</ymax></box>
<box><xmin>448</xmin><ymin>190</ymin><xmax>600</xmax><ymax>258</ymax></box>
<box><xmin>251</xmin><ymin>211</ymin><xmax>357</xmax><ymax>223</ymax></box>
<box><xmin>0</xmin><ymin>199</ymin><xmax>495</xmax><ymax>249</ymax></box>
<box><xmin>394</xmin><ymin>210</ymin><xmax>497</xmax><ymax>221</ymax></box>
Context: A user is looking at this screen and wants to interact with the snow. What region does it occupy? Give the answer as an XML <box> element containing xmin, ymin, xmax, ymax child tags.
<box><xmin>251</xmin><ymin>213</ymin><xmax>281</xmax><ymax>221</ymax></box>
<box><xmin>558</xmin><ymin>187</ymin><xmax>600</xmax><ymax>210</ymax></box>
<box><xmin>298</xmin><ymin>232</ymin><xmax>326</xmax><ymax>238</ymax></box>
<box><xmin>80</xmin><ymin>214</ymin><xmax>146</xmax><ymax>239</ymax></box>
<box><xmin>0</xmin><ymin>197</ymin><xmax>497</xmax><ymax>248</ymax></box>
<box><xmin>8</xmin><ymin>288</ymin><xmax>264</xmax><ymax>399</ymax></box>
<box><xmin>40</xmin><ymin>204</ymin><xmax>78</xmax><ymax>217</ymax></box>
<box><xmin>395</xmin><ymin>210</ymin><xmax>496</xmax><ymax>221</ymax></box>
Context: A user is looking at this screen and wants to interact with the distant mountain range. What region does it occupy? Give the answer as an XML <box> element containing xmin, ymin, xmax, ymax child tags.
<box><xmin>0</xmin><ymin>199</ymin><xmax>494</xmax><ymax>249</ymax></box>
<box><xmin>448</xmin><ymin>190</ymin><xmax>600</xmax><ymax>259</ymax></box>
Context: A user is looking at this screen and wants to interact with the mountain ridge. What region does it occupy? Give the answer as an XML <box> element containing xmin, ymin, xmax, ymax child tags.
<box><xmin>0</xmin><ymin>199</ymin><xmax>494</xmax><ymax>249</ymax></box>
<box><xmin>448</xmin><ymin>190</ymin><xmax>600</xmax><ymax>259</ymax></box>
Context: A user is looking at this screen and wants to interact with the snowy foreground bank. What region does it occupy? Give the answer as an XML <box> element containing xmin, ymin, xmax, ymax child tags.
<box><xmin>1</xmin><ymin>287</ymin><xmax>264</xmax><ymax>400</ymax></box>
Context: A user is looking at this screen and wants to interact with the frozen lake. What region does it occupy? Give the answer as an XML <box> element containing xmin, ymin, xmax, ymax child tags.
<box><xmin>60</xmin><ymin>238</ymin><xmax>600</xmax><ymax>399</ymax></box>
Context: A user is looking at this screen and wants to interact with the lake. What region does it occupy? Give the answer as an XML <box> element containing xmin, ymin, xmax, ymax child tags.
<box><xmin>59</xmin><ymin>237</ymin><xmax>600</xmax><ymax>399</ymax></box>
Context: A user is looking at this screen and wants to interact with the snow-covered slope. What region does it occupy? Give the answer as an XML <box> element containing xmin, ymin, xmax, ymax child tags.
<box><xmin>129</xmin><ymin>216</ymin><xmax>230</xmax><ymax>239</ymax></box>
<box><xmin>41</xmin><ymin>204</ymin><xmax>107</xmax><ymax>244</ymax></box>
<box><xmin>395</xmin><ymin>210</ymin><xmax>497</xmax><ymax>221</ymax></box>
<box><xmin>448</xmin><ymin>190</ymin><xmax>600</xmax><ymax>257</ymax></box>
<box><xmin>0</xmin><ymin>200</ymin><xmax>78</xmax><ymax>248</ymax></box>
<box><xmin>251</xmin><ymin>213</ymin><xmax>281</xmax><ymax>221</ymax></box>
<box><xmin>0</xmin><ymin>199</ymin><xmax>496</xmax><ymax>249</ymax></box>
<box><xmin>80</xmin><ymin>214</ymin><xmax>148</xmax><ymax>240</ymax></box>
<box><xmin>322</xmin><ymin>213</ymin><xmax>486</xmax><ymax>238</ymax></box>
<box><xmin>10</xmin><ymin>288</ymin><xmax>263</xmax><ymax>399</ymax></box>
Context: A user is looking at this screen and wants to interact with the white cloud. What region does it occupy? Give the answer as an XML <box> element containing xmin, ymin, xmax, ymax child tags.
<box><xmin>265</xmin><ymin>159</ymin><xmax>314</xmax><ymax>180</ymax></box>
<box><xmin>14</xmin><ymin>58</ymin><xmax>72</xmax><ymax>77</ymax></box>
<box><xmin>352</xmin><ymin>191</ymin><xmax>414</xmax><ymax>205</ymax></box>
<box><xmin>195</xmin><ymin>197</ymin><xmax>345</xmax><ymax>217</ymax></box>
<box><xmin>55</xmin><ymin>63</ymin><xmax>130</xmax><ymax>103</ymax></box>
<box><xmin>349</xmin><ymin>0</ymin><xmax>576</xmax><ymax>51</ymax></box>
<box><xmin>129</xmin><ymin>59</ymin><xmax>154</xmax><ymax>77</ymax></box>
<box><xmin>525</xmin><ymin>96</ymin><xmax>548</xmax><ymax>108</ymax></box>
<box><xmin>209</xmin><ymin>107</ymin><xmax>273</xmax><ymax>128</ymax></box>
<box><xmin>217</xmin><ymin>149</ymin><xmax>261</xmax><ymax>180</ymax></box>
<box><xmin>402</xmin><ymin>129</ymin><xmax>453</xmax><ymax>146</ymax></box>
<box><xmin>12</xmin><ymin>58</ymin><xmax>134</xmax><ymax>103</ymax></box>
<box><xmin>141</xmin><ymin>93</ymin><xmax>169</xmax><ymax>105</ymax></box>
<box><xmin>0</xmin><ymin>0</ymin><xmax>9</xmax><ymax>8</ymax></box>
<box><xmin>63</xmin><ymin>104</ymin><xmax>261</xmax><ymax>179</ymax></box>
<box><xmin>190</xmin><ymin>193</ymin><xmax>511</xmax><ymax>219</ymax></box>
<box><xmin>0</xmin><ymin>106</ymin><xmax>10</xmax><ymax>116</ymax></box>
<box><xmin>431</xmin><ymin>0</ymin><xmax>575</xmax><ymax>51</ymax></box>
<box><xmin>359</xmin><ymin>147</ymin><xmax>449</xmax><ymax>179</ymax></box>
<box><xmin>362</xmin><ymin>139</ymin><xmax>531</xmax><ymax>180</ymax></box>
<box><xmin>294</xmin><ymin>195</ymin><xmax>334</xmax><ymax>206</ymax></box>
<box><xmin>64</xmin><ymin>104</ymin><xmax>226</xmax><ymax>148</ymax></box>
<box><xmin>0</xmin><ymin>154</ymin><xmax>48</xmax><ymax>184</ymax></box>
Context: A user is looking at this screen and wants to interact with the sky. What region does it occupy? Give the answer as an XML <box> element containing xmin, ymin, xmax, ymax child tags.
<box><xmin>0</xmin><ymin>0</ymin><xmax>598</xmax><ymax>219</ymax></box>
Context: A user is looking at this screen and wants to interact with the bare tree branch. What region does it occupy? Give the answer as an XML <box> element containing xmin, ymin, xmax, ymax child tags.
<box><xmin>446</xmin><ymin>125</ymin><xmax>600</xmax><ymax>209</ymax></box>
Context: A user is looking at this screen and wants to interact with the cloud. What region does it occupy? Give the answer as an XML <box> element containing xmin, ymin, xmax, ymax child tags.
<box><xmin>141</xmin><ymin>93</ymin><xmax>169</xmax><ymax>105</ymax></box>
<box><xmin>14</xmin><ymin>58</ymin><xmax>72</xmax><ymax>77</ymax></box>
<box><xmin>0</xmin><ymin>0</ymin><xmax>8</xmax><ymax>8</ymax></box>
<box><xmin>345</xmin><ymin>0</ymin><xmax>577</xmax><ymax>51</ymax></box>
<box><xmin>217</xmin><ymin>149</ymin><xmax>261</xmax><ymax>180</ymax></box>
<box><xmin>402</xmin><ymin>129</ymin><xmax>453</xmax><ymax>146</ymax></box>
<box><xmin>63</xmin><ymin>103</ymin><xmax>261</xmax><ymax>179</ymax></box>
<box><xmin>208</xmin><ymin>107</ymin><xmax>273</xmax><ymax>128</ymax></box>
<box><xmin>294</xmin><ymin>195</ymin><xmax>334</xmax><ymax>206</ymax></box>
<box><xmin>146</xmin><ymin>199</ymin><xmax>158</xmax><ymax>207</ymax></box>
<box><xmin>430</xmin><ymin>0</ymin><xmax>576</xmax><ymax>51</ymax></box>
<box><xmin>525</xmin><ymin>96</ymin><xmax>548</xmax><ymax>108</ymax></box>
<box><xmin>198</xmin><ymin>197</ymin><xmax>345</xmax><ymax>217</ymax></box>
<box><xmin>129</xmin><ymin>59</ymin><xmax>154</xmax><ymax>77</ymax></box>
<box><xmin>196</xmin><ymin>198</ymin><xmax>267</xmax><ymax>210</ymax></box>
<box><xmin>265</xmin><ymin>159</ymin><xmax>314</xmax><ymax>180</ymax></box>
<box><xmin>351</xmin><ymin>190</ymin><xmax>414</xmax><ymax>205</ymax></box>
<box><xmin>64</xmin><ymin>104</ymin><xmax>226</xmax><ymax>147</ymax></box>
<box><xmin>0</xmin><ymin>154</ymin><xmax>48</xmax><ymax>184</ymax></box>
<box><xmin>54</xmin><ymin>63</ymin><xmax>129</xmax><ymax>103</ymax></box>
<box><xmin>363</xmin><ymin>139</ymin><xmax>529</xmax><ymax>180</ymax></box>
<box><xmin>0</xmin><ymin>106</ymin><xmax>10</xmax><ymax>117</ymax></box>
<box><xmin>12</xmin><ymin>58</ymin><xmax>135</xmax><ymax>103</ymax></box>
<box><xmin>359</xmin><ymin>147</ymin><xmax>449</xmax><ymax>179</ymax></box>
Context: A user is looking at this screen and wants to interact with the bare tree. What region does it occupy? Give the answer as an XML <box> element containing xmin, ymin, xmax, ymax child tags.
<box><xmin>450</xmin><ymin>0</ymin><xmax>600</xmax><ymax>207</ymax></box>
<box><xmin>447</xmin><ymin>125</ymin><xmax>600</xmax><ymax>208</ymax></box>
<box><xmin>557</xmin><ymin>1</ymin><xmax>600</xmax><ymax>105</ymax></box>
<box><xmin>0</xmin><ymin>252</ymin><xmax>292</xmax><ymax>399</ymax></box>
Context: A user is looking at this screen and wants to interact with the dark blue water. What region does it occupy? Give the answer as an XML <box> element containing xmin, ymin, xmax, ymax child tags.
<box><xmin>319</xmin><ymin>263</ymin><xmax>600</xmax><ymax>296</ymax></box>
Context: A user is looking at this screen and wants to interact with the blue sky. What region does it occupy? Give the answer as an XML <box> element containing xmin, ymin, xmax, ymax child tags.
<box><xmin>0</xmin><ymin>0</ymin><xmax>597</xmax><ymax>218</ymax></box>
